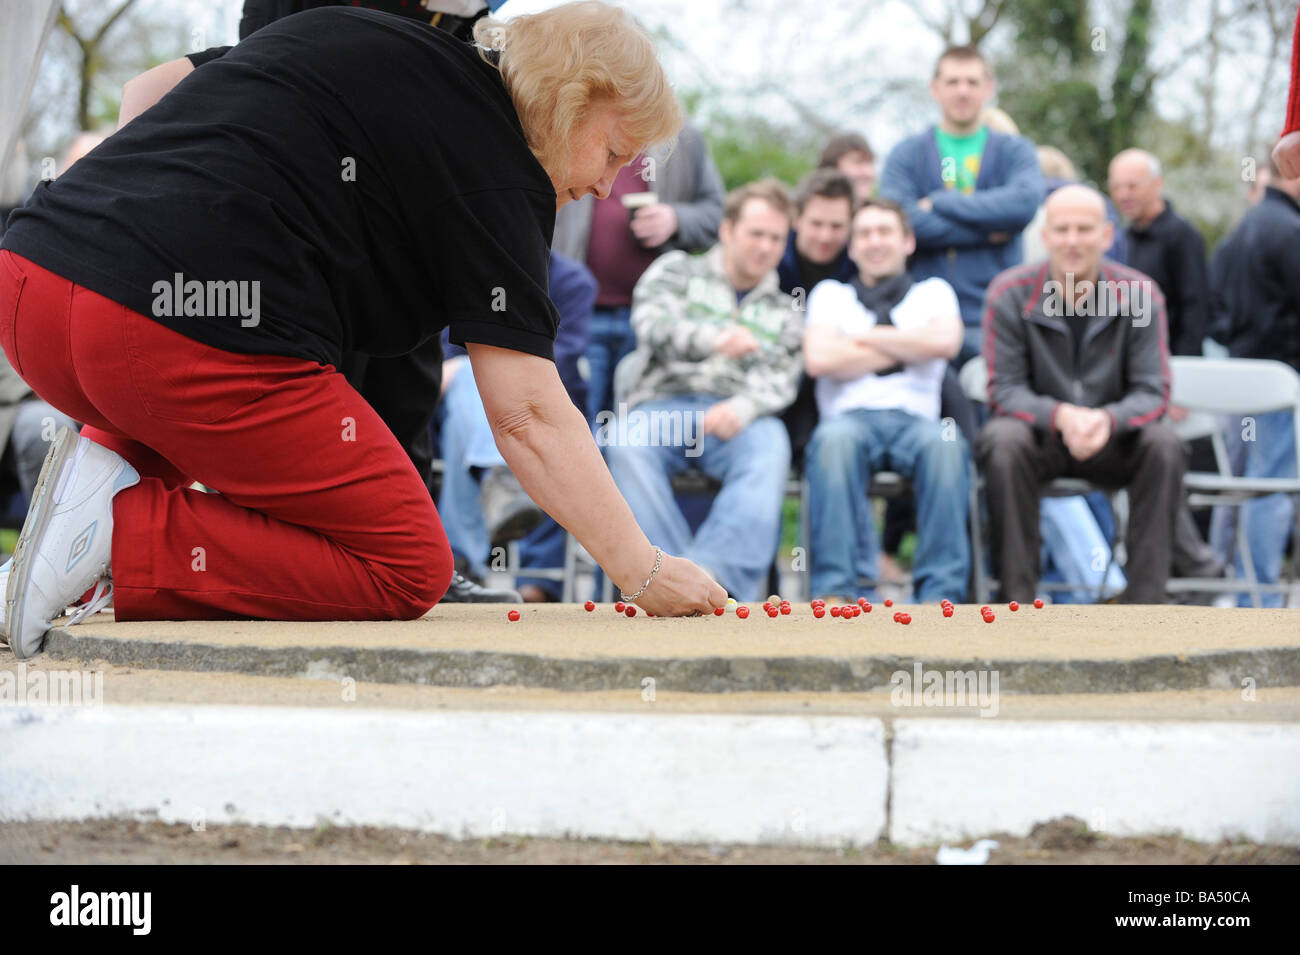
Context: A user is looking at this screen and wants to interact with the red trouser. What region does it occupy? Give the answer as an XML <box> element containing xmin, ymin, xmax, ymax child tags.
<box><xmin>0</xmin><ymin>250</ymin><xmax>452</xmax><ymax>620</ymax></box>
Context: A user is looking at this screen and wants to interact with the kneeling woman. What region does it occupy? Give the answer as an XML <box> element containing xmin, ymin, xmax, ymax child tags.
<box><xmin>0</xmin><ymin>1</ymin><xmax>725</xmax><ymax>657</ymax></box>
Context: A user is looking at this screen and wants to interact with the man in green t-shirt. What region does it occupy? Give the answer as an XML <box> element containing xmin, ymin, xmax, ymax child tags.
<box><xmin>879</xmin><ymin>46</ymin><xmax>1042</xmax><ymax>365</ymax></box>
<box><xmin>935</xmin><ymin>125</ymin><xmax>989</xmax><ymax>196</ymax></box>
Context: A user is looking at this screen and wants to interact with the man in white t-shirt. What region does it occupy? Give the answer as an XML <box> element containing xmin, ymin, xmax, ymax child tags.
<box><xmin>803</xmin><ymin>198</ymin><xmax>971</xmax><ymax>602</ymax></box>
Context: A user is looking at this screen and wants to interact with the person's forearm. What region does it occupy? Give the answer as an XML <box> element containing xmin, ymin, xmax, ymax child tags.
<box><xmin>469</xmin><ymin>345</ymin><xmax>656</xmax><ymax>593</ymax></box>
<box><xmin>806</xmin><ymin>338</ymin><xmax>902</xmax><ymax>379</ymax></box>
<box><xmin>853</xmin><ymin>324</ymin><xmax>960</xmax><ymax>362</ymax></box>
<box><xmin>119</xmin><ymin>57</ymin><xmax>195</xmax><ymax>128</ymax></box>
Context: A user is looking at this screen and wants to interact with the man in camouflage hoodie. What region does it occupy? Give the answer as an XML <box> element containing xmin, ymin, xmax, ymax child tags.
<box><xmin>604</xmin><ymin>180</ymin><xmax>803</xmax><ymax>601</ymax></box>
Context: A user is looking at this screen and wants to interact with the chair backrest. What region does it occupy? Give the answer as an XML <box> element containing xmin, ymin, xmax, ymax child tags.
<box><xmin>958</xmin><ymin>355</ymin><xmax>988</xmax><ymax>407</ymax></box>
<box><xmin>1170</xmin><ymin>357</ymin><xmax>1300</xmax><ymax>416</ymax></box>
<box><xmin>1171</xmin><ymin>356</ymin><xmax>1300</xmax><ymax>478</ymax></box>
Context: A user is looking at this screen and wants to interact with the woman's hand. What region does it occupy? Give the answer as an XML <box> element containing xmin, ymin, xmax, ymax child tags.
<box><xmin>622</xmin><ymin>551</ymin><xmax>728</xmax><ymax>617</ymax></box>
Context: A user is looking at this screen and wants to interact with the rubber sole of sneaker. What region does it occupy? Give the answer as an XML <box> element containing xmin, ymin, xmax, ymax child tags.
<box><xmin>5</xmin><ymin>427</ymin><xmax>79</xmax><ymax>659</ymax></box>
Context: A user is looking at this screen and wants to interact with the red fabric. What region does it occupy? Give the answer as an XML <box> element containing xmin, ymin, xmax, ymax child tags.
<box><xmin>1287</xmin><ymin>10</ymin><xmax>1300</xmax><ymax>136</ymax></box>
<box><xmin>0</xmin><ymin>250</ymin><xmax>451</xmax><ymax>622</ymax></box>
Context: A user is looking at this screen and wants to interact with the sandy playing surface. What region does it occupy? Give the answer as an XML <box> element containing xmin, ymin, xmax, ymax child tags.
<box><xmin>58</xmin><ymin>603</ymin><xmax>1300</xmax><ymax>661</ymax></box>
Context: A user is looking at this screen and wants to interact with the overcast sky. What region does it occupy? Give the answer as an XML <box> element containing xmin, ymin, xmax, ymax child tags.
<box><xmin>26</xmin><ymin>0</ymin><xmax>1300</xmax><ymax>167</ymax></box>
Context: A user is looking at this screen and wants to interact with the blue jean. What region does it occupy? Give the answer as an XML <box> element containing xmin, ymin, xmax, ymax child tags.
<box><xmin>1038</xmin><ymin>495</ymin><xmax>1126</xmax><ymax>603</ymax></box>
<box><xmin>437</xmin><ymin>366</ymin><xmax>566</xmax><ymax>586</ymax></box>
<box><xmin>585</xmin><ymin>305</ymin><xmax>638</xmax><ymax>424</ymax></box>
<box><xmin>1234</xmin><ymin>409</ymin><xmax>1296</xmax><ymax>607</ymax></box>
<box><xmin>605</xmin><ymin>395</ymin><xmax>790</xmax><ymax>601</ymax></box>
<box><xmin>806</xmin><ymin>408</ymin><xmax>971</xmax><ymax>602</ymax></box>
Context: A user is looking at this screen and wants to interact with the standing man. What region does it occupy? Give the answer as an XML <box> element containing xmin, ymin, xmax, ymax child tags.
<box><xmin>552</xmin><ymin>123</ymin><xmax>725</xmax><ymax>426</ymax></box>
<box><xmin>1108</xmin><ymin>148</ymin><xmax>1210</xmax><ymax>358</ymax></box>
<box><xmin>879</xmin><ymin>45</ymin><xmax>1042</xmax><ymax>366</ymax></box>
<box><xmin>803</xmin><ymin>199</ymin><xmax>970</xmax><ymax>603</ymax></box>
<box><xmin>605</xmin><ymin>181</ymin><xmax>802</xmax><ymax>601</ymax></box>
<box><xmin>977</xmin><ymin>186</ymin><xmax>1184</xmax><ymax>604</ymax></box>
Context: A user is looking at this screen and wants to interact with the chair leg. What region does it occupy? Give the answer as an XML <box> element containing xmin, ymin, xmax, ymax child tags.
<box><xmin>968</xmin><ymin>478</ymin><xmax>986</xmax><ymax>604</ymax></box>
<box><xmin>799</xmin><ymin>478</ymin><xmax>812</xmax><ymax>601</ymax></box>
<box><xmin>1236</xmin><ymin>502</ymin><xmax>1263</xmax><ymax>609</ymax></box>
<box><xmin>561</xmin><ymin>532</ymin><xmax>576</xmax><ymax>604</ymax></box>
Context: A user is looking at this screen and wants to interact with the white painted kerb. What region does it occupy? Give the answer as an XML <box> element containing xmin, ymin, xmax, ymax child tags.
<box><xmin>0</xmin><ymin>706</ymin><xmax>888</xmax><ymax>847</ymax></box>
<box><xmin>891</xmin><ymin>720</ymin><xmax>1300</xmax><ymax>846</ymax></box>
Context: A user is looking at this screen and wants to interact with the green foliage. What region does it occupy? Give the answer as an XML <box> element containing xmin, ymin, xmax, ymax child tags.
<box><xmin>993</xmin><ymin>0</ymin><xmax>1156</xmax><ymax>186</ymax></box>
<box><xmin>697</xmin><ymin>107</ymin><xmax>823</xmax><ymax>193</ymax></box>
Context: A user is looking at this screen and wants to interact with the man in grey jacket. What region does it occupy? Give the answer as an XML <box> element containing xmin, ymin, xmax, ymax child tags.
<box><xmin>976</xmin><ymin>185</ymin><xmax>1184</xmax><ymax>603</ymax></box>
<box><xmin>552</xmin><ymin>122</ymin><xmax>724</xmax><ymax>424</ymax></box>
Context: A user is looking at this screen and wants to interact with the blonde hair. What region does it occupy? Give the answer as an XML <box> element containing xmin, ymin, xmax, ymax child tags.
<box><xmin>979</xmin><ymin>106</ymin><xmax>1019</xmax><ymax>135</ymax></box>
<box><xmin>1036</xmin><ymin>146</ymin><xmax>1078</xmax><ymax>181</ymax></box>
<box><xmin>473</xmin><ymin>1</ymin><xmax>682</xmax><ymax>182</ymax></box>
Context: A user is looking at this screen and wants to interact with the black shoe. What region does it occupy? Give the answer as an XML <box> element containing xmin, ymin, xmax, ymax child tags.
<box><xmin>441</xmin><ymin>571</ymin><xmax>522</xmax><ymax>603</ymax></box>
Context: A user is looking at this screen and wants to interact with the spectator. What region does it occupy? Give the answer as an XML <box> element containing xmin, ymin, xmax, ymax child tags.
<box><xmin>1108</xmin><ymin>148</ymin><xmax>1226</xmax><ymax>592</ymax></box>
<box><xmin>803</xmin><ymin>198</ymin><xmax>970</xmax><ymax>603</ymax></box>
<box><xmin>437</xmin><ymin>251</ymin><xmax>596</xmax><ymax>602</ymax></box>
<box><xmin>552</xmin><ymin>122</ymin><xmax>725</xmax><ymax>425</ymax></box>
<box><xmin>1107</xmin><ymin>148</ymin><xmax>1210</xmax><ymax>357</ymax></box>
<box><xmin>1022</xmin><ymin>146</ymin><xmax>1127</xmax><ymax>265</ymax></box>
<box><xmin>1219</xmin><ymin>154</ymin><xmax>1300</xmax><ymax>606</ymax></box>
<box><xmin>606</xmin><ymin>180</ymin><xmax>802</xmax><ymax>601</ymax></box>
<box><xmin>818</xmin><ymin>132</ymin><xmax>877</xmax><ymax>204</ymax></box>
<box><xmin>1019</xmin><ymin>144</ymin><xmax>1129</xmax><ymax>603</ymax></box>
<box><xmin>977</xmin><ymin>185</ymin><xmax>1183</xmax><ymax>603</ymax></box>
<box><xmin>879</xmin><ymin>45</ymin><xmax>1042</xmax><ymax>365</ymax></box>
<box><xmin>777</xmin><ymin>168</ymin><xmax>857</xmax><ymax>471</ymax></box>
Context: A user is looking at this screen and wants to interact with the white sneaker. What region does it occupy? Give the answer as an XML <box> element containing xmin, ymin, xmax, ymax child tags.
<box><xmin>5</xmin><ymin>429</ymin><xmax>139</xmax><ymax>659</ymax></box>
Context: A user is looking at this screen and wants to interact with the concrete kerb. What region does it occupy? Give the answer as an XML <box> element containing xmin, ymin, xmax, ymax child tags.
<box><xmin>3</xmin><ymin>704</ymin><xmax>1298</xmax><ymax>847</ymax></box>
<box><xmin>42</xmin><ymin>629</ymin><xmax>1300</xmax><ymax>695</ymax></box>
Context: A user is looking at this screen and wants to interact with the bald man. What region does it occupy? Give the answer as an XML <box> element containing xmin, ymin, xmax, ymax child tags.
<box><xmin>1108</xmin><ymin>149</ymin><xmax>1210</xmax><ymax>357</ymax></box>
<box><xmin>977</xmin><ymin>185</ymin><xmax>1184</xmax><ymax>604</ymax></box>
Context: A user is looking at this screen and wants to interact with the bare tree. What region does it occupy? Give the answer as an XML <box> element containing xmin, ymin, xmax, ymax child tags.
<box><xmin>56</xmin><ymin>0</ymin><xmax>140</xmax><ymax>131</ymax></box>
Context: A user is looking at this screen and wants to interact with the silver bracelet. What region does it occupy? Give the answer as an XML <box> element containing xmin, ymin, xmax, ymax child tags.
<box><xmin>620</xmin><ymin>546</ymin><xmax>664</xmax><ymax>603</ymax></box>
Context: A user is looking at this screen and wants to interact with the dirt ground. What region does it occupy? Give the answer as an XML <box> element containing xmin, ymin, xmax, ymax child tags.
<box><xmin>2</xmin><ymin>816</ymin><xmax>1297</xmax><ymax>865</ymax></box>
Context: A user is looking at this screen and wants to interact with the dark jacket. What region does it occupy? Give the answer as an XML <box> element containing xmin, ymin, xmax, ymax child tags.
<box><xmin>1224</xmin><ymin>187</ymin><xmax>1300</xmax><ymax>369</ymax></box>
<box><xmin>879</xmin><ymin>127</ymin><xmax>1043</xmax><ymax>329</ymax></box>
<box><xmin>982</xmin><ymin>259</ymin><xmax>1170</xmax><ymax>435</ymax></box>
<box><xmin>1124</xmin><ymin>199</ymin><xmax>1210</xmax><ymax>357</ymax></box>
<box><xmin>776</xmin><ymin>231</ymin><xmax>856</xmax><ymax>299</ymax></box>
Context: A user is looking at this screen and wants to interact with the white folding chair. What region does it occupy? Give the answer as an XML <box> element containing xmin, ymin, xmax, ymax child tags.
<box><xmin>1168</xmin><ymin>357</ymin><xmax>1300</xmax><ymax>607</ymax></box>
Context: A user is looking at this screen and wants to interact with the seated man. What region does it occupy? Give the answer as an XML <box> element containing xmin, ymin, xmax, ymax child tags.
<box><xmin>605</xmin><ymin>180</ymin><xmax>802</xmax><ymax>601</ymax></box>
<box><xmin>977</xmin><ymin>184</ymin><xmax>1184</xmax><ymax>603</ymax></box>
<box><xmin>803</xmin><ymin>198</ymin><xmax>970</xmax><ymax>603</ymax></box>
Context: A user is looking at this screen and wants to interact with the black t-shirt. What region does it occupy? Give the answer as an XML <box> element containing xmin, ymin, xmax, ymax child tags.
<box><xmin>2</xmin><ymin>7</ymin><xmax>559</xmax><ymax>367</ymax></box>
